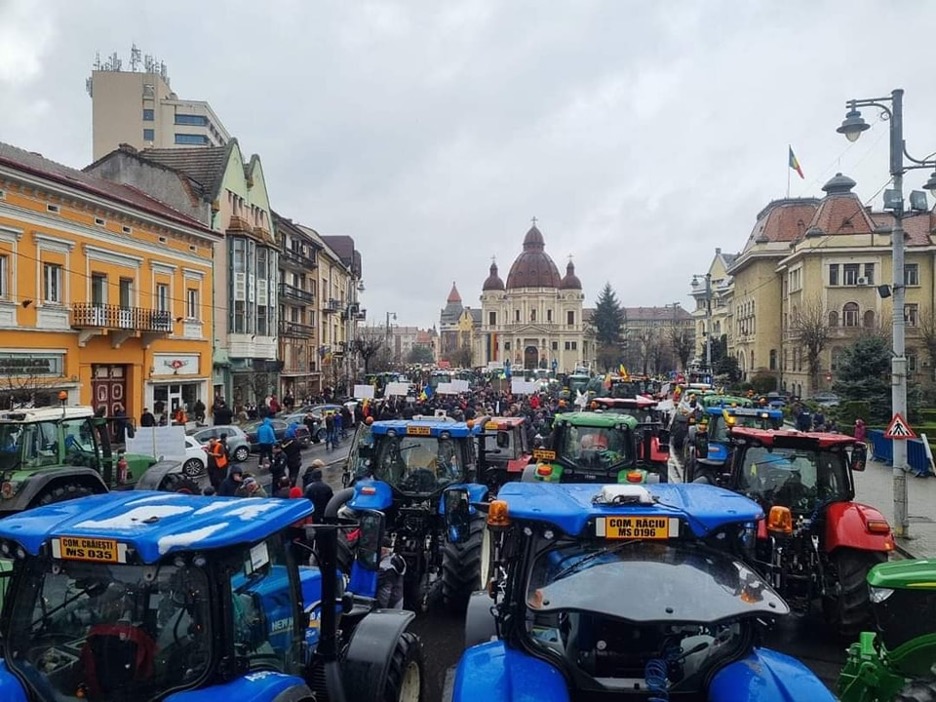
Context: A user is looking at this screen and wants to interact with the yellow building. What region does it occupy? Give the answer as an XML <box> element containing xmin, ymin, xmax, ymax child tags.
<box><xmin>0</xmin><ymin>143</ymin><xmax>218</xmax><ymax>419</ymax></box>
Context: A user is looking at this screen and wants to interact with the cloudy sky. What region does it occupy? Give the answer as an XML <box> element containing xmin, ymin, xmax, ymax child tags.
<box><xmin>2</xmin><ymin>0</ymin><xmax>935</xmax><ymax>329</ymax></box>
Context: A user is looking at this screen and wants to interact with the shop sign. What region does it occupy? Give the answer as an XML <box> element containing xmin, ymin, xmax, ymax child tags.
<box><xmin>154</xmin><ymin>354</ymin><xmax>200</xmax><ymax>376</ymax></box>
<box><xmin>0</xmin><ymin>353</ymin><xmax>64</xmax><ymax>377</ymax></box>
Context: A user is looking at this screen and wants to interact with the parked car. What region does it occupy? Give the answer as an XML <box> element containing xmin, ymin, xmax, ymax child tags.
<box><xmin>186</xmin><ymin>425</ymin><xmax>252</xmax><ymax>462</ymax></box>
<box><xmin>182</xmin><ymin>435</ymin><xmax>210</xmax><ymax>478</ymax></box>
<box><xmin>283</xmin><ymin>411</ymin><xmax>326</xmax><ymax>443</ymax></box>
<box><xmin>242</xmin><ymin>417</ymin><xmax>311</xmax><ymax>450</ymax></box>
<box><xmin>811</xmin><ymin>391</ymin><xmax>841</xmax><ymax>408</ymax></box>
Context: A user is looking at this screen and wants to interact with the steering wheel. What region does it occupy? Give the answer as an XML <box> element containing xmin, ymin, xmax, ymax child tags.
<box><xmin>399</xmin><ymin>469</ymin><xmax>437</xmax><ymax>492</ymax></box>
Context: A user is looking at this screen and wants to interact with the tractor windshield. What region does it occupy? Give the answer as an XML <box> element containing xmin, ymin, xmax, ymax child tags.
<box><xmin>710</xmin><ymin>415</ymin><xmax>779</xmax><ymax>443</ymax></box>
<box><xmin>738</xmin><ymin>446</ymin><xmax>850</xmax><ymax>511</ymax></box>
<box><xmin>524</xmin><ymin>541</ymin><xmax>784</xmax><ymax>693</ymax></box>
<box><xmin>556</xmin><ymin>424</ymin><xmax>633</xmax><ymax>471</ymax></box>
<box><xmin>373</xmin><ymin>434</ymin><xmax>464</xmax><ymax>494</ymax></box>
<box><xmin>0</xmin><ymin>424</ymin><xmax>22</xmax><ymax>471</ymax></box>
<box><xmin>5</xmin><ymin>559</ymin><xmax>211</xmax><ymax>701</ymax></box>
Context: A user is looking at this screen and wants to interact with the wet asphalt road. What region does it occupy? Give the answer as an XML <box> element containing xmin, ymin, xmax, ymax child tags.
<box><xmin>240</xmin><ymin>442</ymin><xmax>848</xmax><ymax>701</ymax></box>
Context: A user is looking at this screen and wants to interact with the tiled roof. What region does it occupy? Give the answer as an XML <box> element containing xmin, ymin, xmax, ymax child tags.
<box><xmin>806</xmin><ymin>196</ymin><xmax>876</xmax><ymax>235</ymax></box>
<box><xmin>624</xmin><ymin>306</ymin><xmax>693</xmax><ymax>322</ymax></box>
<box><xmin>748</xmin><ymin>199</ymin><xmax>820</xmax><ymax>244</ymax></box>
<box><xmin>0</xmin><ymin>142</ymin><xmax>214</xmax><ymax>234</ymax></box>
<box><xmin>871</xmin><ymin>212</ymin><xmax>934</xmax><ymax>246</ymax></box>
<box><xmin>469</xmin><ymin>308</ymin><xmax>482</xmax><ymax>324</ymax></box>
<box><xmin>136</xmin><ymin>143</ymin><xmax>233</xmax><ymax>200</ymax></box>
<box><xmin>321</xmin><ymin>235</ymin><xmax>355</xmax><ymax>268</ymax></box>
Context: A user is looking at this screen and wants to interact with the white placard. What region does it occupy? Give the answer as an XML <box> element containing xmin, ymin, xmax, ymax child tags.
<box><xmin>511</xmin><ymin>380</ymin><xmax>537</xmax><ymax>395</ymax></box>
<box><xmin>453</xmin><ymin>379</ymin><xmax>470</xmax><ymax>392</ymax></box>
<box><xmin>385</xmin><ymin>382</ymin><xmax>410</xmax><ymax>397</ymax></box>
<box><xmin>126</xmin><ymin>425</ymin><xmax>187</xmax><ymax>461</ymax></box>
<box><xmin>435</xmin><ymin>383</ymin><xmax>458</xmax><ymax>394</ymax></box>
<box><xmin>353</xmin><ymin>384</ymin><xmax>375</xmax><ymax>399</ymax></box>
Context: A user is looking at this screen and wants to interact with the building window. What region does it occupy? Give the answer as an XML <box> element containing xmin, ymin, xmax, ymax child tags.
<box><xmin>504</xmin><ymin>341</ymin><xmax>511</xmax><ymax>351</ymax></box>
<box><xmin>143</xmin><ymin>109</ymin><xmax>154</xmax><ymax>121</ymax></box>
<box><xmin>789</xmin><ymin>268</ymin><xmax>802</xmax><ymax>292</ymax></box>
<box><xmin>828</xmin><ymin>264</ymin><xmax>839</xmax><ymax>286</ymax></box>
<box><xmin>119</xmin><ymin>278</ymin><xmax>133</xmax><ymax>308</ymax></box>
<box><xmin>530</xmin><ymin>309</ymin><xmax>536</xmax><ymax>322</ymax></box>
<box><xmin>864</xmin><ymin>263</ymin><xmax>875</xmax><ymax>285</ymax></box>
<box><xmin>488</xmin><ymin>311</ymin><xmax>496</xmax><ymax>326</ymax></box>
<box><xmin>769</xmin><ymin>349</ymin><xmax>777</xmax><ymax>371</ymax></box>
<box><xmin>843</xmin><ymin>263</ymin><xmax>859</xmax><ymax>286</ymax></box>
<box><xmin>547</xmin><ymin>309</ymin><xmax>553</xmax><ymax>322</ymax></box>
<box><xmin>843</xmin><ymin>302</ymin><xmax>859</xmax><ymax>327</ymax></box>
<box><xmin>551</xmin><ymin>341</ymin><xmax>558</xmax><ymax>350</ymax></box>
<box><xmin>143</xmin><ymin>128</ymin><xmax>155</xmax><ymax>141</ymax></box>
<box><xmin>863</xmin><ymin>310</ymin><xmax>875</xmax><ymax>328</ymax></box>
<box><xmin>828</xmin><ymin>310</ymin><xmax>838</xmax><ymax>327</ymax></box>
<box><xmin>905</xmin><ymin>264</ymin><xmax>920</xmax><ymax>286</ymax></box>
<box><xmin>156</xmin><ymin>284</ymin><xmax>169</xmax><ymax>313</ymax></box>
<box><xmin>47</xmin><ymin>204</ymin><xmax>59</xmax><ymax>214</ymax></box>
<box><xmin>908</xmin><ymin>352</ymin><xmax>918</xmax><ymax>373</ymax></box>
<box><xmin>571</xmin><ymin>341</ymin><xmax>577</xmax><ymax>350</ymax></box>
<box><xmin>94</xmin><ymin>217</ymin><xmax>106</xmax><ymax>227</ymax></box>
<box><xmin>43</xmin><ymin>263</ymin><xmax>62</xmax><ymax>304</ymax></box>
<box><xmin>906</xmin><ymin>303</ymin><xmax>919</xmax><ymax>327</ymax></box>
<box><xmin>91</xmin><ymin>274</ymin><xmax>106</xmax><ymax>305</ymax></box>
<box><xmin>564</xmin><ymin>341</ymin><xmax>571</xmax><ymax>350</ymax></box>
<box><xmin>174</xmin><ymin>114</ymin><xmax>208</xmax><ymax>126</ymax></box>
<box><xmin>174</xmin><ymin>133</ymin><xmax>209</xmax><ymax>145</ymax></box>
<box><xmin>831</xmin><ymin>347</ymin><xmax>843</xmax><ymax>371</ymax></box>
<box><xmin>567</xmin><ymin>311</ymin><xmax>575</xmax><ymax>326</ymax></box>
<box><xmin>122</xmin><ymin>225</ymin><xmax>132</xmax><ymax>234</ymax></box>
<box><xmin>515</xmin><ymin>309</ymin><xmax>520</xmax><ymax>322</ymax></box>
<box><xmin>0</xmin><ymin>254</ymin><xmax>6</xmax><ymax>299</ymax></box>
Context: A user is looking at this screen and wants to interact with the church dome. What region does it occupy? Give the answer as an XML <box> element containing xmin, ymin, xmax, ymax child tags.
<box><xmin>505</xmin><ymin>225</ymin><xmax>561</xmax><ymax>289</ymax></box>
<box><xmin>559</xmin><ymin>260</ymin><xmax>582</xmax><ymax>290</ymax></box>
<box><xmin>482</xmin><ymin>261</ymin><xmax>505</xmax><ymax>291</ymax></box>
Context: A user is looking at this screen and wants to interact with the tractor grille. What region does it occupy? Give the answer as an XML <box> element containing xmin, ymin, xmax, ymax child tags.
<box><xmin>874</xmin><ymin>588</ymin><xmax>936</xmax><ymax>650</ymax></box>
<box><xmin>307</xmin><ymin>660</ymin><xmax>329</xmax><ymax>700</ymax></box>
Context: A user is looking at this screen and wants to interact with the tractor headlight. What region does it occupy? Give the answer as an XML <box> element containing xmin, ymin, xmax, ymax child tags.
<box><xmin>869</xmin><ymin>586</ymin><xmax>894</xmax><ymax>604</ymax></box>
<box><xmin>1</xmin><ymin>481</ymin><xmax>21</xmax><ymax>499</ymax></box>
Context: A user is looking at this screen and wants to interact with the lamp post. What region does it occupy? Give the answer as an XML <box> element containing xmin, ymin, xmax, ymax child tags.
<box><xmin>385</xmin><ymin>311</ymin><xmax>397</xmax><ymax>366</ymax></box>
<box><xmin>691</xmin><ymin>274</ymin><xmax>713</xmax><ymax>374</ymax></box>
<box><xmin>837</xmin><ymin>89</ymin><xmax>936</xmax><ymax>538</ymax></box>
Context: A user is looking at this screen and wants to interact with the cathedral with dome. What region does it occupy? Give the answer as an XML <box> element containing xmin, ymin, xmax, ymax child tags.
<box><xmin>474</xmin><ymin>223</ymin><xmax>590</xmax><ymax>372</ymax></box>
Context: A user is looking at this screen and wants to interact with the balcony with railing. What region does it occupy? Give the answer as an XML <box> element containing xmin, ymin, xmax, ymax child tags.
<box><xmin>72</xmin><ymin>303</ymin><xmax>173</xmax><ymax>348</ymax></box>
<box><xmin>282</xmin><ymin>246</ymin><xmax>317</xmax><ymax>270</ymax></box>
<box><xmin>279</xmin><ymin>320</ymin><xmax>316</xmax><ymax>338</ymax></box>
<box><xmin>279</xmin><ymin>282</ymin><xmax>314</xmax><ymax>305</ymax></box>
<box><xmin>323</xmin><ymin>298</ymin><xmax>341</xmax><ymax>314</ymax></box>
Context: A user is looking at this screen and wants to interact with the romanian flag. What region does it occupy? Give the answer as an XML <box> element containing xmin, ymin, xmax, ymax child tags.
<box><xmin>419</xmin><ymin>384</ymin><xmax>433</xmax><ymax>401</ymax></box>
<box><xmin>619</xmin><ymin>364</ymin><xmax>629</xmax><ymax>379</ymax></box>
<box><xmin>789</xmin><ymin>146</ymin><xmax>804</xmax><ymax>179</ymax></box>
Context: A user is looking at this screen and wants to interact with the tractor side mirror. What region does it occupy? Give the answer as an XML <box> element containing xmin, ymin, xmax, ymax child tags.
<box><xmin>850</xmin><ymin>443</ymin><xmax>867</xmax><ymax>472</ymax></box>
<box><xmin>695</xmin><ymin>431</ymin><xmax>709</xmax><ymax>460</ymax></box>
<box><xmin>444</xmin><ymin>488</ymin><xmax>472</xmax><ymax>544</ymax></box>
<box><xmin>355</xmin><ymin>510</ymin><xmax>385</xmax><ymax>572</ymax></box>
<box><xmin>496</xmin><ymin>431</ymin><xmax>510</xmax><ymax>449</ymax></box>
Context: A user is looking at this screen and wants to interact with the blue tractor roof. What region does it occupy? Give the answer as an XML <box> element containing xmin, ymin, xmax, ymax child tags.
<box><xmin>494</xmin><ymin>482</ymin><xmax>763</xmax><ymax>538</ymax></box>
<box><xmin>703</xmin><ymin>406</ymin><xmax>783</xmax><ymax>420</ymax></box>
<box><xmin>369</xmin><ymin>418</ymin><xmax>481</xmax><ymax>438</ymax></box>
<box><xmin>0</xmin><ymin>491</ymin><xmax>312</xmax><ymax>565</ymax></box>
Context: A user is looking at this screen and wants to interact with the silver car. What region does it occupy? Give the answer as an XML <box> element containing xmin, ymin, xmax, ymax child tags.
<box><xmin>186</xmin><ymin>425</ymin><xmax>251</xmax><ymax>463</ymax></box>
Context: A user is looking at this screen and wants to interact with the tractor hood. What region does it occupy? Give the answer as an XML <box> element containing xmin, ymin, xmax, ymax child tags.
<box><xmin>0</xmin><ymin>491</ymin><xmax>312</xmax><ymax>564</ymax></box>
<box><xmin>867</xmin><ymin>557</ymin><xmax>936</xmax><ymax>591</ymax></box>
<box><xmin>495</xmin><ymin>482</ymin><xmax>763</xmax><ymax>538</ymax></box>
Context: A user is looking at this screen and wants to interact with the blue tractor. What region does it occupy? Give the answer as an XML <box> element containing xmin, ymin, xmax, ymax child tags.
<box><xmin>337</xmin><ymin>415</ymin><xmax>489</xmax><ymax>613</ymax></box>
<box><xmin>447</xmin><ymin>481</ymin><xmax>837</xmax><ymax>702</ymax></box>
<box><xmin>0</xmin><ymin>491</ymin><xmax>425</xmax><ymax>701</ymax></box>
<box><xmin>684</xmin><ymin>406</ymin><xmax>784</xmax><ymax>485</ymax></box>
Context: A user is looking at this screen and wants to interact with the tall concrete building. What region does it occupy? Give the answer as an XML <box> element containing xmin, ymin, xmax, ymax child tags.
<box><xmin>87</xmin><ymin>51</ymin><xmax>230</xmax><ymax>160</ymax></box>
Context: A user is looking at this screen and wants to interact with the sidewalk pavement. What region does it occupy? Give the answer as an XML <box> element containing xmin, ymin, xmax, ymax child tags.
<box><xmin>855</xmin><ymin>458</ymin><xmax>936</xmax><ymax>559</ymax></box>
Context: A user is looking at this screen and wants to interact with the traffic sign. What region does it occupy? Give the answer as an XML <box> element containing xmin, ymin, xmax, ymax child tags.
<box><xmin>884</xmin><ymin>413</ymin><xmax>917</xmax><ymax>440</ymax></box>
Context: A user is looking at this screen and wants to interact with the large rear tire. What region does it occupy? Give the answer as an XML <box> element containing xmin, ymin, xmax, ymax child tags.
<box><xmin>35</xmin><ymin>484</ymin><xmax>97</xmax><ymax>507</ymax></box>
<box><xmin>823</xmin><ymin>548</ymin><xmax>888</xmax><ymax>638</ymax></box>
<box><xmin>441</xmin><ymin>515</ymin><xmax>485</xmax><ymax>614</ymax></box>
<box><xmin>897</xmin><ymin>678</ymin><xmax>936</xmax><ymax>702</ymax></box>
<box><xmin>383</xmin><ymin>631</ymin><xmax>425</xmax><ymax>702</ymax></box>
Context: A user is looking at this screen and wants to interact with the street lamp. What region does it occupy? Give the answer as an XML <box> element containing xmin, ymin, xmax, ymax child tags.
<box><xmin>837</xmin><ymin>89</ymin><xmax>936</xmax><ymax>538</ymax></box>
<box><xmin>691</xmin><ymin>273</ymin><xmax>713</xmax><ymax>373</ymax></box>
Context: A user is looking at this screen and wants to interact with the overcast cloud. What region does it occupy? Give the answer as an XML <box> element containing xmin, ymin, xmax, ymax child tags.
<box><xmin>2</xmin><ymin>0</ymin><xmax>935</xmax><ymax>328</ymax></box>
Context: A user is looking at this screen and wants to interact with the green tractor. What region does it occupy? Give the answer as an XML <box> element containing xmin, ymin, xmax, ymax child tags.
<box><xmin>838</xmin><ymin>558</ymin><xmax>936</xmax><ymax>701</ymax></box>
<box><xmin>523</xmin><ymin>411</ymin><xmax>667</xmax><ymax>484</ymax></box>
<box><xmin>0</xmin><ymin>405</ymin><xmax>196</xmax><ymax>516</ymax></box>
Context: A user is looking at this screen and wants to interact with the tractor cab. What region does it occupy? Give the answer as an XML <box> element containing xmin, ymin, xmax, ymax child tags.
<box><xmin>478</xmin><ymin>417</ymin><xmax>532</xmax><ymax>493</ymax></box>
<box><xmin>686</xmin><ymin>406</ymin><xmax>784</xmax><ymax>484</ymax></box>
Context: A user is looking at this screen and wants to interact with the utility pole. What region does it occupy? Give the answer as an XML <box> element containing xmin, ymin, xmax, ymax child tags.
<box><xmin>705</xmin><ymin>273</ymin><xmax>713</xmax><ymax>374</ymax></box>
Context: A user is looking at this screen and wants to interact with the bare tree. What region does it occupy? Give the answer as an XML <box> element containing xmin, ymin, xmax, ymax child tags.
<box><xmin>791</xmin><ymin>296</ymin><xmax>829</xmax><ymax>395</ymax></box>
<box><xmin>451</xmin><ymin>344</ymin><xmax>473</xmax><ymax>368</ymax></box>
<box><xmin>0</xmin><ymin>370</ymin><xmax>48</xmax><ymax>409</ymax></box>
<box><xmin>350</xmin><ymin>330</ymin><xmax>388</xmax><ymax>376</ymax></box>
<box><xmin>669</xmin><ymin>326</ymin><xmax>694</xmax><ymax>371</ymax></box>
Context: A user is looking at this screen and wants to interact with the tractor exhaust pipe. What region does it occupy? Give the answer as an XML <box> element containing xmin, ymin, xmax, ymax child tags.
<box><xmin>325</xmin><ymin>488</ymin><xmax>354</xmax><ymax>520</ymax></box>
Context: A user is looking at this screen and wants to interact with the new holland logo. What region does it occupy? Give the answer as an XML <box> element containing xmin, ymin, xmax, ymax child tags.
<box><xmin>885</xmin><ymin>413</ymin><xmax>917</xmax><ymax>440</ymax></box>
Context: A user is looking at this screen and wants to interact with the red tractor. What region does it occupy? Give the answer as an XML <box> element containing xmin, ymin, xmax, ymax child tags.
<box><xmin>478</xmin><ymin>416</ymin><xmax>534</xmax><ymax>493</ymax></box>
<box><xmin>699</xmin><ymin>427</ymin><xmax>894</xmax><ymax>638</ymax></box>
<box><xmin>592</xmin><ymin>396</ymin><xmax>670</xmax><ymax>480</ymax></box>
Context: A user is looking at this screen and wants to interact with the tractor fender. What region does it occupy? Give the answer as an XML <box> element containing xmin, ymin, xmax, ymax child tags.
<box><xmin>3</xmin><ymin>467</ymin><xmax>108</xmax><ymax>512</ymax></box>
<box><xmin>347</xmin><ymin>480</ymin><xmax>393</xmax><ymax>511</ymax></box>
<box><xmin>163</xmin><ymin>672</ymin><xmax>311</xmax><ymax>701</ymax></box>
<box><xmin>325</xmin><ymin>487</ymin><xmax>355</xmax><ymax>519</ymax></box>
<box><xmin>341</xmin><ymin>609</ymin><xmax>416</xmax><ymax>701</ymax></box>
<box><xmin>506</xmin><ymin>456</ymin><xmax>532</xmax><ymax>473</ymax></box>
<box><xmin>452</xmin><ymin>641</ymin><xmax>569</xmax><ymax>702</ymax></box>
<box><xmin>0</xmin><ymin>660</ymin><xmax>27</xmax><ymax>702</ymax></box>
<box><xmin>824</xmin><ymin>501</ymin><xmax>895</xmax><ymax>553</ymax></box>
<box><xmin>438</xmin><ymin>483</ymin><xmax>488</xmax><ymax>516</ymax></box>
<box><xmin>134</xmin><ymin>459</ymin><xmax>186</xmax><ymax>491</ymax></box>
<box><xmin>464</xmin><ymin>591</ymin><xmax>497</xmax><ymax>649</ymax></box>
<box><xmin>520</xmin><ymin>464</ymin><xmax>539</xmax><ymax>482</ymax></box>
<box><xmin>709</xmin><ymin>647</ymin><xmax>836</xmax><ymax>701</ymax></box>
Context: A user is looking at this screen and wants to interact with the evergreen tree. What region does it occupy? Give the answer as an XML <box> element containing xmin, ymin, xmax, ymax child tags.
<box><xmin>832</xmin><ymin>337</ymin><xmax>890</xmax><ymax>423</ymax></box>
<box><xmin>592</xmin><ymin>283</ymin><xmax>626</xmax><ymax>371</ymax></box>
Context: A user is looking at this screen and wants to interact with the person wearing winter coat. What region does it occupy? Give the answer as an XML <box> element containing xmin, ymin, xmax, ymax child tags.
<box><xmin>219</xmin><ymin>465</ymin><xmax>244</xmax><ymax>497</ymax></box>
<box><xmin>282</xmin><ymin>433</ymin><xmax>304</xmax><ymax>487</ymax></box>
<box><xmin>257</xmin><ymin>417</ymin><xmax>276</xmax><ymax>466</ymax></box>
<box><xmin>304</xmin><ymin>468</ymin><xmax>333</xmax><ymax>523</ymax></box>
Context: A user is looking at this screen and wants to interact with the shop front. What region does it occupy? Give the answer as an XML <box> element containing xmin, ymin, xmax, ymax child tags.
<box><xmin>0</xmin><ymin>350</ymin><xmax>80</xmax><ymax>409</ymax></box>
<box><xmin>145</xmin><ymin>353</ymin><xmax>209</xmax><ymax>419</ymax></box>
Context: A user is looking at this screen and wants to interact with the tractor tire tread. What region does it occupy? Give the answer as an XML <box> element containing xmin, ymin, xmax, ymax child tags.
<box><xmin>896</xmin><ymin>677</ymin><xmax>936</xmax><ymax>702</ymax></box>
<box><xmin>827</xmin><ymin>548</ymin><xmax>887</xmax><ymax>638</ymax></box>
<box><xmin>383</xmin><ymin>631</ymin><xmax>424</xmax><ymax>702</ymax></box>
<box><xmin>35</xmin><ymin>484</ymin><xmax>97</xmax><ymax>507</ymax></box>
<box><xmin>441</xmin><ymin>515</ymin><xmax>485</xmax><ymax>614</ymax></box>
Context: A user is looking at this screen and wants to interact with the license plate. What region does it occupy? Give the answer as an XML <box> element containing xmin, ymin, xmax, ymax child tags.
<box><xmin>595</xmin><ymin>517</ymin><xmax>678</xmax><ymax>540</ymax></box>
<box><xmin>533</xmin><ymin>449</ymin><xmax>556</xmax><ymax>461</ymax></box>
<box><xmin>407</xmin><ymin>426</ymin><xmax>431</xmax><ymax>436</ymax></box>
<box><xmin>51</xmin><ymin>537</ymin><xmax>127</xmax><ymax>564</ymax></box>
<box><xmin>485</xmin><ymin>421</ymin><xmax>500</xmax><ymax>430</ymax></box>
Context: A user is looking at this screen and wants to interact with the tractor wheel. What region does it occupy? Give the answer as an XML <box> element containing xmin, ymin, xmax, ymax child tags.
<box><xmin>35</xmin><ymin>484</ymin><xmax>97</xmax><ymax>507</ymax></box>
<box><xmin>823</xmin><ymin>548</ymin><xmax>888</xmax><ymax>638</ymax></box>
<box><xmin>233</xmin><ymin>446</ymin><xmax>250</xmax><ymax>462</ymax></box>
<box><xmin>896</xmin><ymin>677</ymin><xmax>936</xmax><ymax>702</ymax></box>
<box><xmin>160</xmin><ymin>474</ymin><xmax>201</xmax><ymax>495</ymax></box>
<box><xmin>382</xmin><ymin>631</ymin><xmax>425</xmax><ymax>702</ymax></box>
<box><xmin>441</xmin><ymin>514</ymin><xmax>485</xmax><ymax>614</ymax></box>
<box><xmin>336</xmin><ymin>530</ymin><xmax>354</xmax><ymax>574</ymax></box>
<box><xmin>182</xmin><ymin>458</ymin><xmax>205</xmax><ymax>478</ymax></box>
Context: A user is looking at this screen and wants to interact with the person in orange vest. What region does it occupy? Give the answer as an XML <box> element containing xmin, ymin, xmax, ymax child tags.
<box><xmin>173</xmin><ymin>405</ymin><xmax>188</xmax><ymax>426</ymax></box>
<box><xmin>207</xmin><ymin>437</ymin><xmax>229</xmax><ymax>491</ymax></box>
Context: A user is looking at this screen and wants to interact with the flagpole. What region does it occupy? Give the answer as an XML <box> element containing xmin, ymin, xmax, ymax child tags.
<box><xmin>786</xmin><ymin>145</ymin><xmax>791</xmax><ymax>198</ymax></box>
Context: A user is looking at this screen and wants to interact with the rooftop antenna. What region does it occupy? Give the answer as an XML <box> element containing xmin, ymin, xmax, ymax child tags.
<box><xmin>130</xmin><ymin>43</ymin><xmax>141</xmax><ymax>71</ymax></box>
